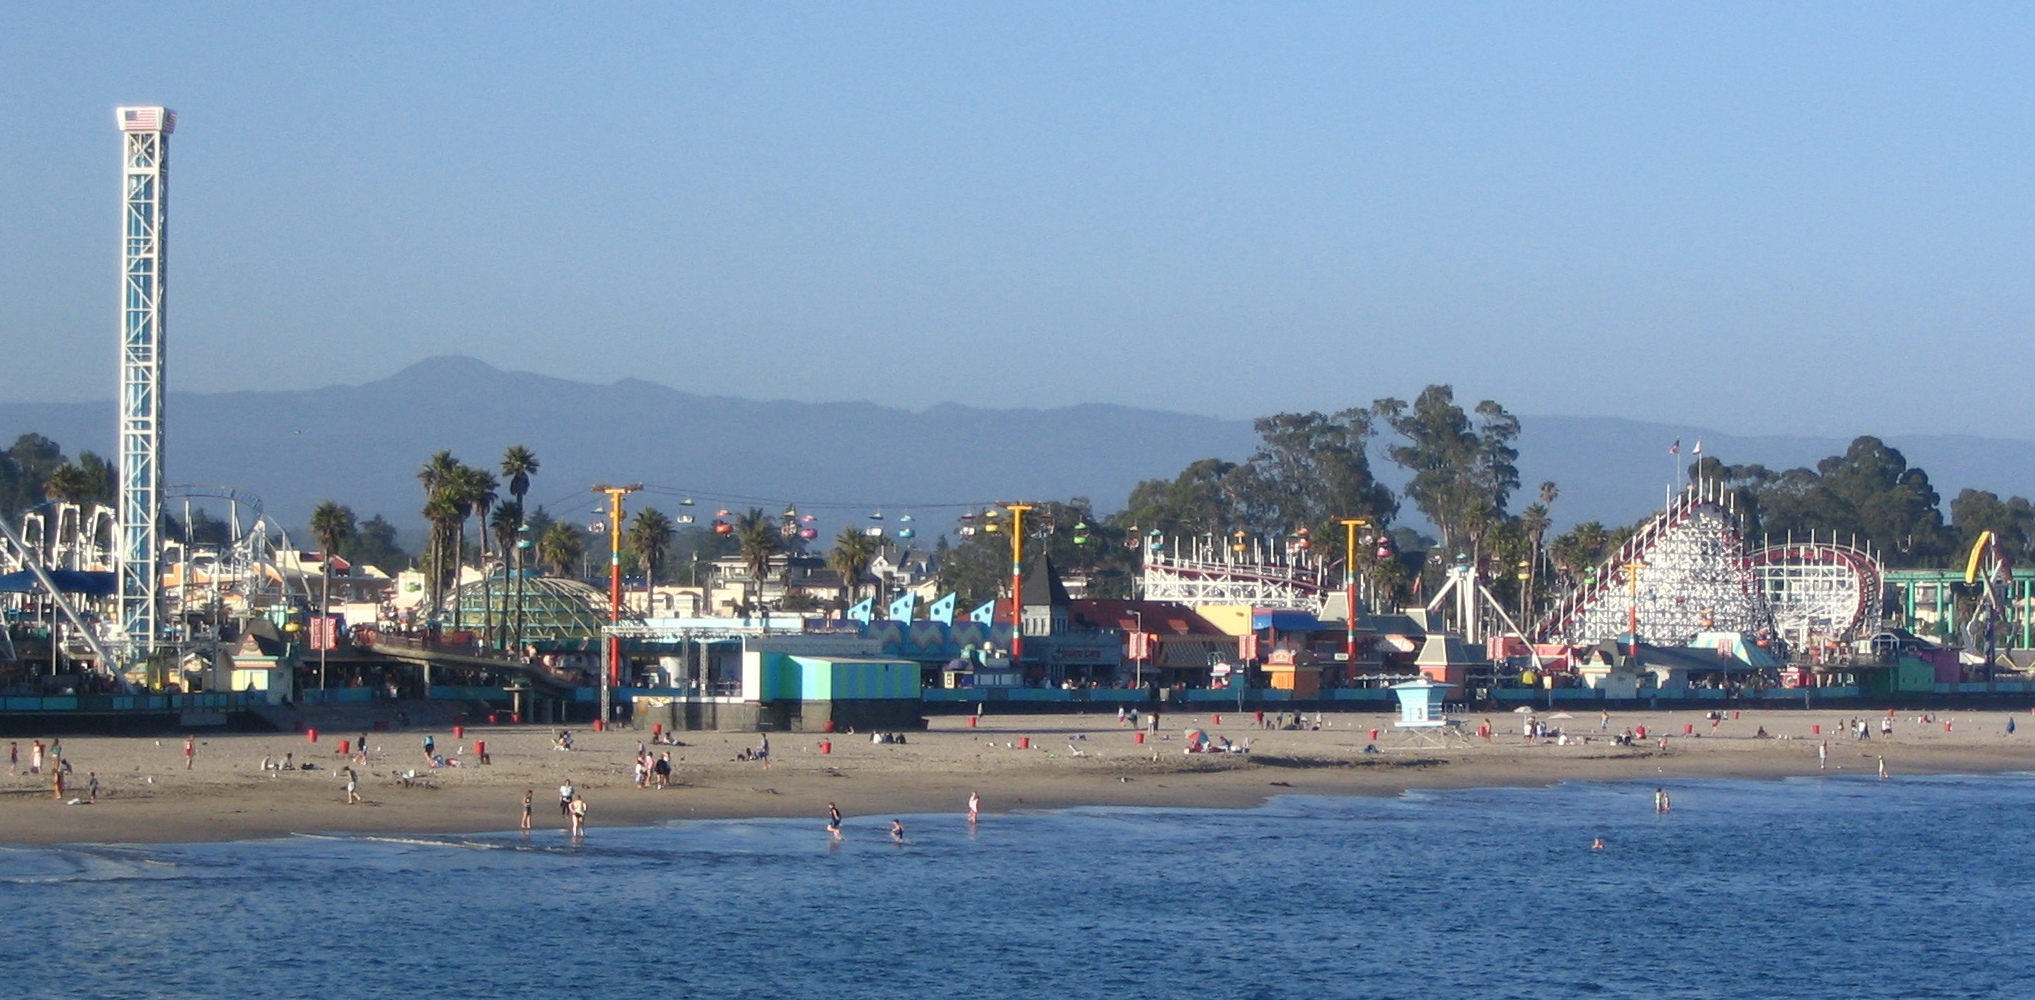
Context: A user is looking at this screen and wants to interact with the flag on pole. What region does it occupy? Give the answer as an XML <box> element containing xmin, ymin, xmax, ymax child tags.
<box><xmin>1693</xmin><ymin>440</ymin><xmax>1703</xmax><ymax>456</ymax></box>
<box><xmin>1668</xmin><ymin>439</ymin><xmax>1680</xmax><ymax>456</ymax></box>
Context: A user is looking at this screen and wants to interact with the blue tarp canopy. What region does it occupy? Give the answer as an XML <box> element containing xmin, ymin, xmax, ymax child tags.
<box><xmin>0</xmin><ymin>570</ymin><xmax>117</xmax><ymax>596</ymax></box>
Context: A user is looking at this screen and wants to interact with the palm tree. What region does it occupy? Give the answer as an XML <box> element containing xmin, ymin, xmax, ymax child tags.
<box><xmin>308</xmin><ymin>501</ymin><xmax>356</xmax><ymax>690</ymax></box>
<box><xmin>459</xmin><ymin>466</ymin><xmax>500</xmax><ymax>641</ymax></box>
<box><xmin>539</xmin><ymin>522</ymin><xmax>584</xmax><ymax>578</ymax></box>
<box><xmin>42</xmin><ymin>463</ymin><xmax>90</xmax><ymax>503</ymax></box>
<box><xmin>628</xmin><ymin>508</ymin><xmax>675</xmax><ymax>615</ymax></box>
<box><xmin>500</xmin><ymin>446</ymin><xmax>539</xmax><ymax>648</ymax></box>
<box><xmin>417</xmin><ymin>451</ymin><xmax>464</xmax><ymax>616</ymax></box>
<box><xmin>827</xmin><ymin>528</ymin><xmax>879</xmax><ymax>613</ymax></box>
<box><xmin>733</xmin><ymin>508</ymin><xmax>780</xmax><ymax>622</ymax></box>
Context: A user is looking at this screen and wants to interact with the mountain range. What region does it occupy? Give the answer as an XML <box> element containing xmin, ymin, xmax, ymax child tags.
<box><xmin>2</xmin><ymin>356</ymin><xmax>2030</xmax><ymax>541</ymax></box>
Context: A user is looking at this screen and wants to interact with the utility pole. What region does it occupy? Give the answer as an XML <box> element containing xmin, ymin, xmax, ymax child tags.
<box><xmin>592</xmin><ymin>483</ymin><xmax>641</xmax><ymax>727</ymax></box>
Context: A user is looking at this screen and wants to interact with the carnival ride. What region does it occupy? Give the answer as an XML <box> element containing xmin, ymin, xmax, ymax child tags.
<box><xmin>1961</xmin><ymin>530</ymin><xmax>2016</xmax><ymax>670</ymax></box>
<box><xmin>1536</xmin><ymin>482</ymin><xmax>1774</xmax><ymax>646</ymax></box>
<box><xmin>1139</xmin><ymin>531</ymin><xmax>1328</xmax><ymax>610</ymax></box>
<box><xmin>1749</xmin><ymin>534</ymin><xmax>1885</xmax><ymax>649</ymax></box>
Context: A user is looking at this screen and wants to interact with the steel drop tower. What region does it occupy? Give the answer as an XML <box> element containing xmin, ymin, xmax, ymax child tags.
<box><xmin>117</xmin><ymin>105</ymin><xmax>175</xmax><ymax>664</ymax></box>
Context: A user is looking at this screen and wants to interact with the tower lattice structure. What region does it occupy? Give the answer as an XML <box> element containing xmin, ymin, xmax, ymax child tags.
<box><xmin>117</xmin><ymin>105</ymin><xmax>175</xmax><ymax>662</ymax></box>
<box><xmin>1537</xmin><ymin>483</ymin><xmax>1774</xmax><ymax>646</ymax></box>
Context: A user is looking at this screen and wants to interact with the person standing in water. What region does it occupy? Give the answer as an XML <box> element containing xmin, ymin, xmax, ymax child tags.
<box><xmin>1654</xmin><ymin>787</ymin><xmax>1671</xmax><ymax>813</ymax></box>
<box><xmin>520</xmin><ymin>790</ymin><xmax>534</xmax><ymax>832</ymax></box>
<box><xmin>826</xmin><ymin>802</ymin><xmax>843</xmax><ymax>839</ymax></box>
<box><xmin>967</xmin><ymin>790</ymin><xmax>980</xmax><ymax>825</ymax></box>
<box><xmin>890</xmin><ymin>819</ymin><xmax>906</xmax><ymax>844</ymax></box>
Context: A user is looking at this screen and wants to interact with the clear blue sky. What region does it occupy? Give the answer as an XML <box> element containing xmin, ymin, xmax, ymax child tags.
<box><xmin>3</xmin><ymin>3</ymin><xmax>2031</xmax><ymax>436</ymax></box>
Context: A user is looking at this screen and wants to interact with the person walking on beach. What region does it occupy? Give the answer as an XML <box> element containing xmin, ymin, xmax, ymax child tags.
<box><xmin>1877</xmin><ymin>755</ymin><xmax>1888</xmax><ymax>780</ymax></box>
<box><xmin>183</xmin><ymin>735</ymin><xmax>194</xmax><ymax>770</ymax></box>
<box><xmin>1818</xmin><ymin>740</ymin><xmax>1828</xmax><ymax>770</ymax></box>
<box><xmin>87</xmin><ymin>773</ymin><xmax>98</xmax><ymax>803</ymax></box>
<box><xmin>53</xmin><ymin>767</ymin><xmax>65</xmax><ymax>800</ymax></box>
<box><xmin>7</xmin><ymin>742</ymin><xmax>15</xmax><ymax>773</ymax></box>
<box><xmin>31</xmin><ymin>740</ymin><xmax>45</xmax><ymax>775</ymax></box>
<box><xmin>521</xmin><ymin>790</ymin><xmax>534</xmax><ymax>832</ymax></box>
<box><xmin>826</xmin><ymin>802</ymin><xmax>843</xmax><ymax>839</ymax></box>
<box><xmin>1599</xmin><ymin>709</ymin><xmax>1610</xmax><ymax>732</ymax></box>
<box><xmin>343</xmin><ymin>766</ymin><xmax>360</xmax><ymax>805</ymax></box>
<box><xmin>654</xmin><ymin>752</ymin><xmax>672</xmax><ymax>789</ymax></box>
<box><xmin>967</xmin><ymin>790</ymin><xmax>980</xmax><ymax>825</ymax></box>
<box><xmin>422</xmin><ymin>734</ymin><xmax>435</xmax><ymax>761</ymax></box>
<box><xmin>559</xmin><ymin>780</ymin><xmax>575</xmax><ymax>817</ymax></box>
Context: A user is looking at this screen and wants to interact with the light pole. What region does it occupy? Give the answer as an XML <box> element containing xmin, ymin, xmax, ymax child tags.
<box><xmin>1339</xmin><ymin>518</ymin><xmax>1369</xmax><ymax>668</ymax></box>
<box><xmin>593</xmin><ymin>483</ymin><xmax>642</xmax><ymax>726</ymax></box>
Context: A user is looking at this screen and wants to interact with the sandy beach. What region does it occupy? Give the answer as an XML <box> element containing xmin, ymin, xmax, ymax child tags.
<box><xmin>2</xmin><ymin>706</ymin><xmax>2030</xmax><ymax>845</ymax></box>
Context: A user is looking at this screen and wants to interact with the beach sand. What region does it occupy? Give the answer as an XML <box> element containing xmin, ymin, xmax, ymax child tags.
<box><xmin>2</xmin><ymin>706</ymin><xmax>2029</xmax><ymax>844</ymax></box>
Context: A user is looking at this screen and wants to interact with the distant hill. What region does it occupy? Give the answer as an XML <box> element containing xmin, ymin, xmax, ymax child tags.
<box><xmin>0</xmin><ymin>356</ymin><xmax>1261</xmax><ymax>537</ymax></box>
<box><xmin>2</xmin><ymin>357</ymin><xmax>2029</xmax><ymax>538</ymax></box>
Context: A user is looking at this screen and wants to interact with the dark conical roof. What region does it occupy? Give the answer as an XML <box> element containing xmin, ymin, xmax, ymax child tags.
<box><xmin>1020</xmin><ymin>554</ymin><xmax>1072</xmax><ymax>608</ymax></box>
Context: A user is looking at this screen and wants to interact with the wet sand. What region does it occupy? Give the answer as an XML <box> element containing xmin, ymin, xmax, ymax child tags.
<box><xmin>1</xmin><ymin>707</ymin><xmax>2029</xmax><ymax>844</ymax></box>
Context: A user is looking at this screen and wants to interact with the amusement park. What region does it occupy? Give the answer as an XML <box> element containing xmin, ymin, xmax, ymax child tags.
<box><xmin>5</xmin><ymin>107</ymin><xmax>2035</xmax><ymax>738</ymax></box>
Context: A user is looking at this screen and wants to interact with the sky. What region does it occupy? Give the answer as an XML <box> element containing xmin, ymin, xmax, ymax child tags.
<box><xmin>3</xmin><ymin>3</ymin><xmax>2033</xmax><ymax>437</ymax></box>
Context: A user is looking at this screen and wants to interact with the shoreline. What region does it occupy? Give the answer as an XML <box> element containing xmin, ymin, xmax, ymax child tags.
<box><xmin>2</xmin><ymin>708</ymin><xmax>2030</xmax><ymax>847</ymax></box>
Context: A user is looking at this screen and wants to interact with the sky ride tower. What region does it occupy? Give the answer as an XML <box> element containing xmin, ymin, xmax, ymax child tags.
<box><xmin>116</xmin><ymin>105</ymin><xmax>175</xmax><ymax>664</ymax></box>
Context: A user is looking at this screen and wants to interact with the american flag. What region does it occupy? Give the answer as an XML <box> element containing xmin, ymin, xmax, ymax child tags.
<box><xmin>1668</xmin><ymin>439</ymin><xmax>1680</xmax><ymax>456</ymax></box>
<box><xmin>119</xmin><ymin>107</ymin><xmax>173</xmax><ymax>132</ymax></box>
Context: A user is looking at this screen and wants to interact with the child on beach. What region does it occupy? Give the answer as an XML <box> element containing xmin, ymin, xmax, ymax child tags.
<box><xmin>521</xmin><ymin>790</ymin><xmax>534</xmax><ymax>832</ymax></box>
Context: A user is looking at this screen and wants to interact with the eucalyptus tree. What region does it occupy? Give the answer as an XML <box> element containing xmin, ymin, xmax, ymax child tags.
<box><xmin>1374</xmin><ymin>386</ymin><xmax>1521</xmax><ymax>575</ymax></box>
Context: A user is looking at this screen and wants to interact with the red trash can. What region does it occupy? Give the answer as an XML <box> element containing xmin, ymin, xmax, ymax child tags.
<box><xmin>968</xmin><ymin>716</ymin><xmax>978</xmax><ymax>728</ymax></box>
<box><xmin>1369</xmin><ymin>729</ymin><xmax>1379</xmax><ymax>740</ymax></box>
<box><xmin>593</xmin><ymin>719</ymin><xmax>605</xmax><ymax>733</ymax></box>
<box><xmin>337</xmin><ymin>739</ymin><xmax>350</xmax><ymax>755</ymax></box>
<box><xmin>306</xmin><ymin>728</ymin><xmax>318</xmax><ymax>744</ymax></box>
<box><xmin>1135</xmin><ymin>732</ymin><xmax>1146</xmax><ymax>744</ymax></box>
<box><xmin>823</xmin><ymin>720</ymin><xmax>837</xmax><ymax>733</ymax></box>
<box><xmin>453</xmin><ymin>725</ymin><xmax>464</xmax><ymax>740</ymax></box>
<box><xmin>474</xmin><ymin>740</ymin><xmax>485</xmax><ymax>758</ymax></box>
<box><xmin>820</xmin><ymin>740</ymin><xmax>832</xmax><ymax>755</ymax></box>
<box><xmin>1685</xmin><ymin>724</ymin><xmax>1694</xmax><ymax>735</ymax></box>
<box><xmin>1018</xmin><ymin>736</ymin><xmax>1030</xmax><ymax>749</ymax></box>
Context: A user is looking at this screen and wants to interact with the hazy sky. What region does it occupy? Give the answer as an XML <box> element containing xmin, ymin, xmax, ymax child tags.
<box><xmin>4</xmin><ymin>4</ymin><xmax>2032</xmax><ymax>436</ymax></box>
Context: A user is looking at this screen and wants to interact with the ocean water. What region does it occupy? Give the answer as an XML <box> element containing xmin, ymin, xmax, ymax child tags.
<box><xmin>5</xmin><ymin>774</ymin><xmax>2033</xmax><ymax>999</ymax></box>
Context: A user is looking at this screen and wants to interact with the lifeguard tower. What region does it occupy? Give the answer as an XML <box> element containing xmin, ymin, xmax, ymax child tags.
<box><xmin>1390</xmin><ymin>677</ymin><xmax>1471</xmax><ymax>747</ymax></box>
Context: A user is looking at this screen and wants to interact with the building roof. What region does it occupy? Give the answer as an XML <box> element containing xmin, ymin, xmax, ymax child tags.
<box><xmin>1020</xmin><ymin>555</ymin><xmax>1073</xmax><ymax>608</ymax></box>
<box><xmin>1068</xmin><ymin>599</ymin><xmax>1226</xmax><ymax>637</ymax></box>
